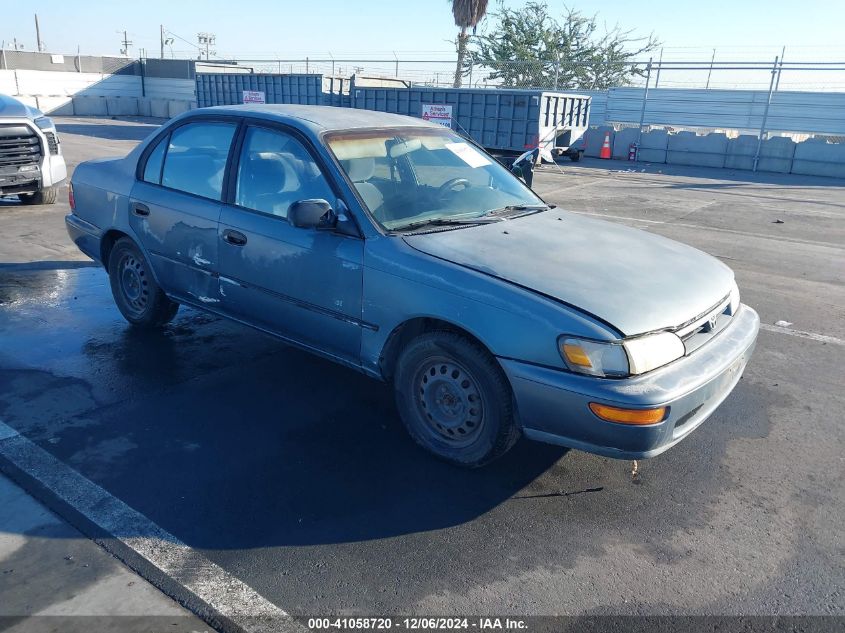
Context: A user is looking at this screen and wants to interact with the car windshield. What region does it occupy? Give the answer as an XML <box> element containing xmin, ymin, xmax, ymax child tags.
<box><xmin>326</xmin><ymin>127</ymin><xmax>546</xmax><ymax>231</ymax></box>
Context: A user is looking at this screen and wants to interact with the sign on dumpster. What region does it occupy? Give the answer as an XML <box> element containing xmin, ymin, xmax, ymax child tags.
<box><xmin>422</xmin><ymin>104</ymin><xmax>453</xmax><ymax>128</ymax></box>
<box><xmin>242</xmin><ymin>90</ymin><xmax>266</xmax><ymax>104</ymax></box>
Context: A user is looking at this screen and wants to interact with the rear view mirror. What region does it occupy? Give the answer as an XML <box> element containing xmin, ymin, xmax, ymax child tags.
<box><xmin>289</xmin><ymin>199</ymin><xmax>332</xmax><ymax>229</ymax></box>
<box><xmin>388</xmin><ymin>138</ymin><xmax>422</xmax><ymax>158</ymax></box>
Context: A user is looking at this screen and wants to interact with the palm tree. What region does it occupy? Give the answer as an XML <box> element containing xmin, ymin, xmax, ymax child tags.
<box><xmin>451</xmin><ymin>0</ymin><xmax>488</xmax><ymax>87</ymax></box>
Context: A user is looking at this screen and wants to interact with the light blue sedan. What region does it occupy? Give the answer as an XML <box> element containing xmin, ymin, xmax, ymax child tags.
<box><xmin>66</xmin><ymin>105</ymin><xmax>759</xmax><ymax>467</ymax></box>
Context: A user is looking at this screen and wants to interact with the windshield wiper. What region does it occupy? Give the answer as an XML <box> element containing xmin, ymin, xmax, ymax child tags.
<box><xmin>394</xmin><ymin>215</ymin><xmax>503</xmax><ymax>232</ymax></box>
<box><xmin>483</xmin><ymin>203</ymin><xmax>555</xmax><ymax>217</ymax></box>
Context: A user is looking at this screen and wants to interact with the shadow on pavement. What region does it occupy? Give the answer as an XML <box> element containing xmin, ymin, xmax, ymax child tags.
<box><xmin>0</xmin><ymin>267</ymin><xmax>568</xmax><ymax>548</ymax></box>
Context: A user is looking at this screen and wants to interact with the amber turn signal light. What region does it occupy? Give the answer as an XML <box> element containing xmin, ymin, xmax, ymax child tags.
<box><xmin>589</xmin><ymin>403</ymin><xmax>667</xmax><ymax>425</ymax></box>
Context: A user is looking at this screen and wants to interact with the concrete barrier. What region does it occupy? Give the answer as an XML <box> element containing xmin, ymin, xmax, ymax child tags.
<box><xmin>638</xmin><ymin>129</ymin><xmax>669</xmax><ymax>163</ymax></box>
<box><xmin>106</xmin><ymin>97</ymin><xmax>139</xmax><ymax>116</ymax></box>
<box><xmin>791</xmin><ymin>139</ymin><xmax>845</xmax><ymax>178</ymax></box>
<box><xmin>667</xmin><ymin>132</ymin><xmax>728</xmax><ymax>168</ymax></box>
<box><xmin>167</xmin><ymin>99</ymin><xmax>194</xmax><ymax>118</ymax></box>
<box><xmin>584</xmin><ymin>126</ymin><xmax>614</xmax><ymax>158</ymax></box>
<box><xmin>138</xmin><ymin>97</ymin><xmax>152</xmax><ymax>117</ymax></box>
<box><xmin>724</xmin><ymin>135</ymin><xmax>758</xmax><ymax>171</ymax></box>
<box><xmin>759</xmin><ymin>137</ymin><xmax>796</xmax><ymax>174</ymax></box>
<box><xmin>611</xmin><ymin>127</ymin><xmax>639</xmax><ymax>160</ymax></box>
<box><xmin>72</xmin><ymin>95</ymin><xmax>108</xmax><ymax>116</ymax></box>
<box><xmin>725</xmin><ymin>136</ymin><xmax>796</xmax><ymax>173</ymax></box>
<box><xmin>36</xmin><ymin>96</ymin><xmax>74</xmax><ymax>115</ymax></box>
<box><xmin>14</xmin><ymin>95</ymin><xmax>40</xmax><ymax>109</ymax></box>
<box><xmin>149</xmin><ymin>98</ymin><xmax>169</xmax><ymax>118</ymax></box>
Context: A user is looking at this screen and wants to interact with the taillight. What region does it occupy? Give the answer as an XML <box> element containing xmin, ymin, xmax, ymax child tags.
<box><xmin>68</xmin><ymin>183</ymin><xmax>75</xmax><ymax>210</ymax></box>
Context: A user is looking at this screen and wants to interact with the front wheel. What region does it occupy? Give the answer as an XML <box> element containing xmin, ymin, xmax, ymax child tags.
<box><xmin>108</xmin><ymin>238</ymin><xmax>179</xmax><ymax>327</ymax></box>
<box><xmin>19</xmin><ymin>185</ymin><xmax>58</xmax><ymax>205</ymax></box>
<box><xmin>569</xmin><ymin>151</ymin><xmax>582</xmax><ymax>162</ymax></box>
<box><xmin>394</xmin><ymin>331</ymin><xmax>520</xmax><ymax>467</ymax></box>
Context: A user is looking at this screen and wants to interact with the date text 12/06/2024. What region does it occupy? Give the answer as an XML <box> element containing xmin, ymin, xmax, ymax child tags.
<box><xmin>306</xmin><ymin>617</ymin><xmax>528</xmax><ymax>630</ymax></box>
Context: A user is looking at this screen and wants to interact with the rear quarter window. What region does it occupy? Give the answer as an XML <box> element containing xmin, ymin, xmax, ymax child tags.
<box><xmin>142</xmin><ymin>135</ymin><xmax>167</xmax><ymax>184</ymax></box>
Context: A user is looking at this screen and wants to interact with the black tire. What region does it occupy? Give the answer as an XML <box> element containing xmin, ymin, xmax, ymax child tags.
<box><xmin>19</xmin><ymin>185</ymin><xmax>58</xmax><ymax>205</ymax></box>
<box><xmin>569</xmin><ymin>151</ymin><xmax>582</xmax><ymax>162</ymax></box>
<box><xmin>108</xmin><ymin>237</ymin><xmax>178</xmax><ymax>327</ymax></box>
<box><xmin>394</xmin><ymin>331</ymin><xmax>520</xmax><ymax>467</ymax></box>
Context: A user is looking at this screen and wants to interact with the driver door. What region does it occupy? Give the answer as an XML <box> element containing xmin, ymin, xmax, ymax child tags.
<box><xmin>216</xmin><ymin>124</ymin><xmax>364</xmax><ymax>363</ymax></box>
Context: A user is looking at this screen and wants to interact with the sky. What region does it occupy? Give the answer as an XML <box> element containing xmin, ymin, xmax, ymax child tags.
<box><xmin>2</xmin><ymin>0</ymin><xmax>843</xmax><ymax>90</ymax></box>
<box><xmin>2</xmin><ymin>0</ymin><xmax>843</xmax><ymax>59</ymax></box>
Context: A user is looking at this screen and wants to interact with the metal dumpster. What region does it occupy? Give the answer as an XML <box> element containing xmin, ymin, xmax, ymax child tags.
<box><xmin>196</xmin><ymin>73</ymin><xmax>338</xmax><ymax>107</ymax></box>
<box><xmin>350</xmin><ymin>86</ymin><xmax>591</xmax><ymax>158</ymax></box>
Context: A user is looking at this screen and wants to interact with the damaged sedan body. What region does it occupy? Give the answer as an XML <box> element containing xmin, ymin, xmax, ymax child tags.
<box><xmin>66</xmin><ymin>105</ymin><xmax>759</xmax><ymax>467</ymax></box>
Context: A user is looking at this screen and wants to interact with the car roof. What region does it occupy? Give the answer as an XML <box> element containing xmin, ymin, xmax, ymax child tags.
<box><xmin>196</xmin><ymin>104</ymin><xmax>442</xmax><ymax>133</ymax></box>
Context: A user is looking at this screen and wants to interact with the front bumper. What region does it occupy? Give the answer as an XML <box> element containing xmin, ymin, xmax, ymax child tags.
<box><xmin>0</xmin><ymin>165</ymin><xmax>40</xmax><ymax>195</ymax></box>
<box><xmin>0</xmin><ymin>118</ymin><xmax>66</xmax><ymax>194</ymax></box>
<box><xmin>500</xmin><ymin>304</ymin><xmax>760</xmax><ymax>459</ymax></box>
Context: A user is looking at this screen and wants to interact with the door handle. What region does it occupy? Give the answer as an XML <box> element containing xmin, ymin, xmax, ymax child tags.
<box><xmin>222</xmin><ymin>229</ymin><xmax>247</xmax><ymax>246</ymax></box>
<box><xmin>131</xmin><ymin>202</ymin><xmax>150</xmax><ymax>217</ymax></box>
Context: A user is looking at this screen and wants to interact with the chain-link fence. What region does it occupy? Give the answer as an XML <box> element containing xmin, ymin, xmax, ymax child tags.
<box><xmin>208</xmin><ymin>50</ymin><xmax>845</xmax><ymax>93</ymax></box>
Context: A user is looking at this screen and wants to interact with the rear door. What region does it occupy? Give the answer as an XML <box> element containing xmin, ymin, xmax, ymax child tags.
<box><xmin>216</xmin><ymin>123</ymin><xmax>365</xmax><ymax>363</ymax></box>
<box><xmin>129</xmin><ymin>118</ymin><xmax>238</xmax><ymax>305</ymax></box>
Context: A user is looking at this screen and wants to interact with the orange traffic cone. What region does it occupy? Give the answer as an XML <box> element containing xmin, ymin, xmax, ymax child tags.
<box><xmin>599</xmin><ymin>131</ymin><xmax>612</xmax><ymax>159</ymax></box>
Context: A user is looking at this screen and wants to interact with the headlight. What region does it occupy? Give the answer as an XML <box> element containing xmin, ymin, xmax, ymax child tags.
<box><xmin>728</xmin><ymin>280</ymin><xmax>740</xmax><ymax>315</ymax></box>
<box><xmin>34</xmin><ymin>116</ymin><xmax>55</xmax><ymax>131</ymax></box>
<box><xmin>622</xmin><ymin>332</ymin><xmax>685</xmax><ymax>374</ymax></box>
<box><xmin>559</xmin><ymin>337</ymin><xmax>629</xmax><ymax>377</ymax></box>
<box><xmin>560</xmin><ymin>331</ymin><xmax>685</xmax><ymax>378</ymax></box>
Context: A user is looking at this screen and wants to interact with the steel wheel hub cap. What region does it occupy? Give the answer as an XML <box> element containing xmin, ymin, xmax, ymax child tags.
<box><xmin>119</xmin><ymin>255</ymin><xmax>149</xmax><ymax>312</ymax></box>
<box><xmin>417</xmin><ymin>359</ymin><xmax>484</xmax><ymax>445</ymax></box>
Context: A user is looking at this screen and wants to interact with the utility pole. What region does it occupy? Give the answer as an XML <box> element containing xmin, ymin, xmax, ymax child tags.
<box><xmin>34</xmin><ymin>14</ymin><xmax>43</xmax><ymax>52</ymax></box>
<box><xmin>160</xmin><ymin>26</ymin><xmax>174</xmax><ymax>59</ymax></box>
<box><xmin>197</xmin><ymin>32</ymin><xmax>215</xmax><ymax>60</ymax></box>
<box><xmin>120</xmin><ymin>30</ymin><xmax>132</xmax><ymax>56</ymax></box>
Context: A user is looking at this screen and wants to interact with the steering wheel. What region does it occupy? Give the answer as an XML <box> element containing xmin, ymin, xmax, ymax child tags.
<box><xmin>436</xmin><ymin>177</ymin><xmax>471</xmax><ymax>200</ymax></box>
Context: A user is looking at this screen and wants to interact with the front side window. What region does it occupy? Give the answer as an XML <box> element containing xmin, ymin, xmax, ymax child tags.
<box><xmin>235</xmin><ymin>126</ymin><xmax>334</xmax><ymax>219</ymax></box>
<box><xmin>160</xmin><ymin>121</ymin><xmax>237</xmax><ymax>200</ymax></box>
<box><xmin>326</xmin><ymin>128</ymin><xmax>545</xmax><ymax>230</ymax></box>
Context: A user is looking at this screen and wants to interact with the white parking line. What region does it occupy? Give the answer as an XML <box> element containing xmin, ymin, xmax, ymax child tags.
<box><xmin>0</xmin><ymin>420</ymin><xmax>306</xmax><ymax>633</ymax></box>
<box><xmin>759</xmin><ymin>323</ymin><xmax>845</xmax><ymax>346</ymax></box>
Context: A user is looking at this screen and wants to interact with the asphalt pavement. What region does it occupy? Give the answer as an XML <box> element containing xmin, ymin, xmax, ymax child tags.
<box><xmin>0</xmin><ymin>117</ymin><xmax>843</xmax><ymax>629</ymax></box>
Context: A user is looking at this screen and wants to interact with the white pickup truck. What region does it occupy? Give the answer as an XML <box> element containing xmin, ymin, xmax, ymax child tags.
<box><xmin>0</xmin><ymin>93</ymin><xmax>67</xmax><ymax>204</ymax></box>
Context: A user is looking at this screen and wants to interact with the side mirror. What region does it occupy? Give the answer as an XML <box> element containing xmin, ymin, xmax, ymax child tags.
<box><xmin>288</xmin><ymin>199</ymin><xmax>332</xmax><ymax>229</ymax></box>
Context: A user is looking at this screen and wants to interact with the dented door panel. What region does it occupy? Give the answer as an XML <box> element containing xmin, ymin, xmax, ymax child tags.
<box><xmin>128</xmin><ymin>181</ymin><xmax>221</xmax><ymax>305</ymax></box>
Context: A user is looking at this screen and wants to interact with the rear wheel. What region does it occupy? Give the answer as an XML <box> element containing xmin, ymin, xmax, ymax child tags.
<box><xmin>108</xmin><ymin>238</ymin><xmax>178</xmax><ymax>327</ymax></box>
<box><xmin>394</xmin><ymin>331</ymin><xmax>520</xmax><ymax>467</ymax></box>
<box><xmin>19</xmin><ymin>186</ymin><xmax>58</xmax><ymax>205</ymax></box>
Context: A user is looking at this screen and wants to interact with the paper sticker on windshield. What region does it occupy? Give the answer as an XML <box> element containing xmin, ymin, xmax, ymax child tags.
<box><xmin>445</xmin><ymin>142</ymin><xmax>491</xmax><ymax>168</ymax></box>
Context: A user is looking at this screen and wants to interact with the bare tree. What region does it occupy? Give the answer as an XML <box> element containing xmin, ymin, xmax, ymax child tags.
<box><xmin>451</xmin><ymin>0</ymin><xmax>489</xmax><ymax>87</ymax></box>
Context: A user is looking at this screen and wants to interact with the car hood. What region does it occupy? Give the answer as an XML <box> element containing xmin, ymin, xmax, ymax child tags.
<box><xmin>403</xmin><ymin>210</ymin><xmax>734</xmax><ymax>336</ymax></box>
<box><xmin>0</xmin><ymin>93</ymin><xmax>41</xmax><ymax>120</ymax></box>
